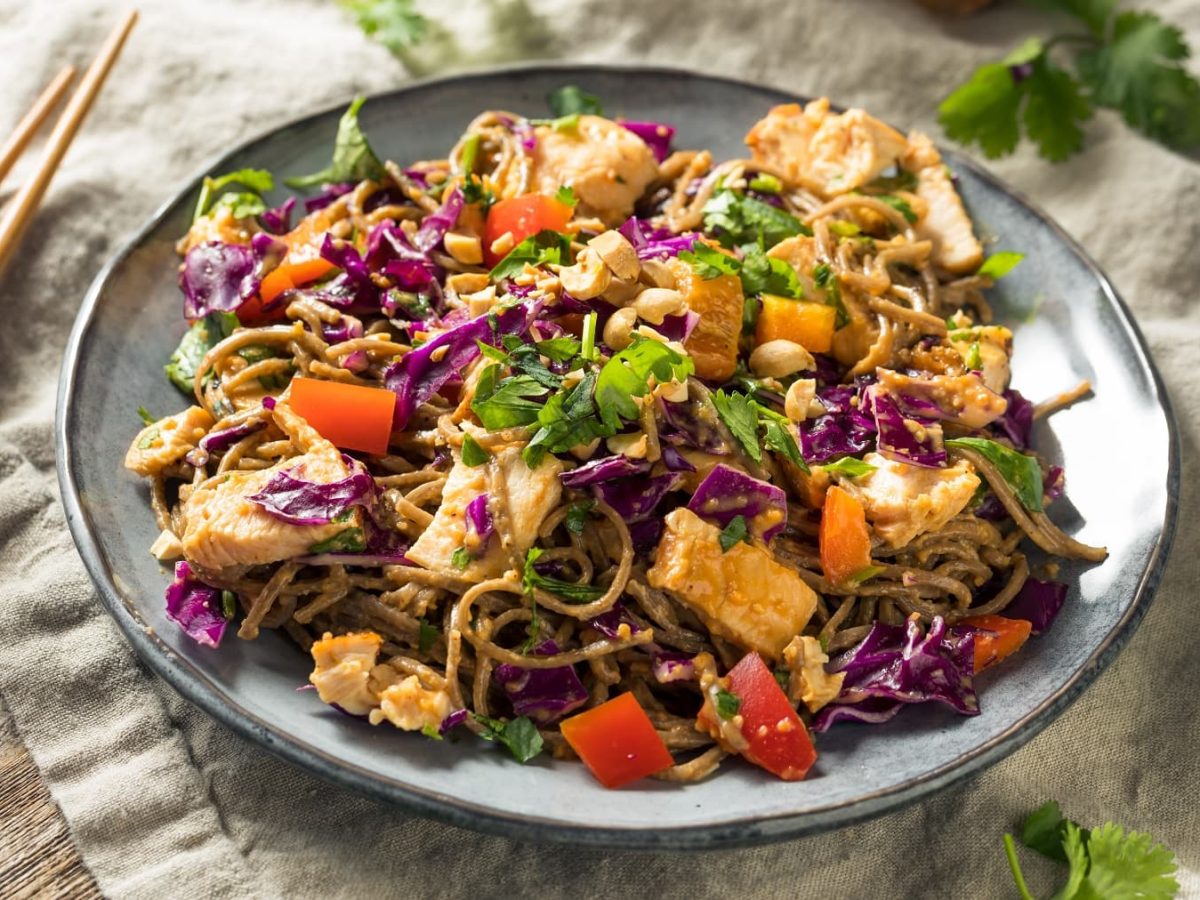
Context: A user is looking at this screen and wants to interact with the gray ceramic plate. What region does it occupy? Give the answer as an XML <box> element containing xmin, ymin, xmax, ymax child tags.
<box><xmin>57</xmin><ymin>65</ymin><xmax>1178</xmax><ymax>849</ymax></box>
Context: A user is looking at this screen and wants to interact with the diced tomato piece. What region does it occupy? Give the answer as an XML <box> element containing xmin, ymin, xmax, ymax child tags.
<box><xmin>961</xmin><ymin>614</ymin><xmax>1032</xmax><ymax>672</ymax></box>
<box><xmin>756</xmin><ymin>295</ymin><xmax>837</xmax><ymax>353</ymax></box>
<box><xmin>288</xmin><ymin>377</ymin><xmax>395</xmax><ymax>456</ymax></box>
<box><xmin>483</xmin><ymin>193</ymin><xmax>572</xmax><ymax>267</ymax></box>
<box><xmin>560</xmin><ymin>692</ymin><xmax>674</xmax><ymax>788</ymax></box>
<box><xmin>819</xmin><ymin>485</ymin><xmax>872</xmax><ymax>586</ymax></box>
<box><xmin>698</xmin><ymin>652</ymin><xmax>817</xmax><ymax>781</ymax></box>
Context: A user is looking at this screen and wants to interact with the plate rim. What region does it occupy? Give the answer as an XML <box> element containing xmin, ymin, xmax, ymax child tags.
<box><xmin>55</xmin><ymin>61</ymin><xmax>1181</xmax><ymax>850</ymax></box>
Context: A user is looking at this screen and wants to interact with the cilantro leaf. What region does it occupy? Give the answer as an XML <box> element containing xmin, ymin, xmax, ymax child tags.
<box><xmin>1083</xmin><ymin>822</ymin><xmax>1179</xmax><ymax>899</ymax></box>
<box><xmin>192</xmin><ymin>167</ymin><xmax>274</xmax><ymax>223</ymax></box>
<box><xmin>534</xmin><ymin>337</ymin><xmax>581</xmax><ymax>362</ymax></box>
<box><xmin>821</xmin><ymin>457</ymin><xmax>877</xmax><ymax>479</ymax></box>
<box><xmin>472</xmin><ymin>713</ymin><xmax>544</xmax><ymax>763</ymax></box>
<box><xmin>978</xmin><ymin>250</ymin><xmax>1025</xmax><ymax>280</ymax></box>
<box><xmin>565</xmin><ymin>500</ymin><xmax>595</xmax><ymax>535</ymax></box>
<box><xmin>417</xmin><ymin>617</ymin><xmax>437</xmax><ymax>654</ymax></box>
<box><xmin>554</xmin><ymin>184</ymin><xmax>578</xmax><ymax>207</ymax></box>
<box><xmin>1024</xmin><ymin>55</ymin><xmax>1094</xmax><ymax>162</ymax></box>
<box><xmin>286</xmin><ymin>96</ymin><xmax>385</xmax><ymax>188</ymax></box>
<box><xmin>678</xmin><ymin>243</ymin><xmax>740</xmax><ymax>280</ymax></box>
<box><xmin>338</xmin><ymin>0</ymin><xmax>427</xmax><ymax>54</ymax></box>
<box><xmin>594</xmin><ymin>338</ymin><xmax>693</xmax><ymax>432</ymax></box>
<box><xmin>718</xmin><ymin>516</ymin><xmax>750</xmax><ymax>552</ymax></box>
<box><xmin>164</xmin><ymin>312</ymin><xmax>239</xmax><ymax>394</ymax></box>
<box><xmin>1059</xmin><ymin>821</ymin><xmax>1090</xmax><ymax>899</ymax></box>
<box><xmin>739</xmin><ymin>243</ymin><xmax>803</xmax><ymax>299</ymax></box>
<box><xmin>523</xmin><ymin>370</ymin><xmax>606</xmax><ymax>467</ymax></box>
<box><xmin>489</xmin><ymin>229</ymin><xmax>572</xmax><ymax>280</ymax></box>
<box><xmin>460</xmin><ymin>434</ymin><xmax>490</xmax><ymax>467</ymax></box>
<box><xmin>209</xmin><ymin>191</ymin><xmax>268</xmax><ymax>221</ymax></box>
<box><xmin>711</xmin><ymin>390</ymin><xmax>761</xmax><ymax>463</ymax></box>
<box><xmin>1021</xmin><ymin>800</ymin><xmax>1082</xmax><ymax>862</ymax></box>
<box><xmin>755</xmin><ymin>401</ymin><xmax>807</xmax><ymax>470</ymax></box>
<box><xmin>701</xmin><ymin>189</ymin><xmax>810</xmax><ymax>248</ymax></box>
<box><xmin>1077</xmin><ymin>10</ymin><xmax>1200</xmax><ymax>150</ymax></box>
<box><xmin>947</xmin><ymin>437</ymin><xmax>1044</xmax><ymax>512</ymax></box>
<box><xmin>874</xmin><ymin>193</ymin><xmax>918</xmax><ymax>224</ymax></box>
<box><xmin>715</xmin><ymin>689</ymin><xmax>741</xmax><ymax>717</ymax></box>
<box><xmin>939</xmin><ymin>61</ymin><xmax>1026</xmax><ymax>159</ymax></box>
<box><xmin>547</xmin><ymin>85</ymin><xmax>603</xmax><ymax>117</ymax></box>
<box><xmin>522</xmin><ymin>547</ymin><xmax>606</xmax><ymax>603</ymax></box>
<box><xmin>308</xmin><ymin>528</ymin><xmax>366</xmax><ymax>554</ymax></box>
<box><xmin>470</xmin><ymin>367</ymin><xmax>546</xmax><ymax>430</ymax></box>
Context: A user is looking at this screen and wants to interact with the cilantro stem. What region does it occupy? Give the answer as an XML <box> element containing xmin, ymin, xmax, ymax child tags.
<box><xmin>192</xmin><ymin>177</ymin><xmax>215</xmax><ymax>224</ymax></box>
<box><xmin>1003</xmin><ymin>834</ymin><xmax>1036</xmax><ymax>900</ymax></box>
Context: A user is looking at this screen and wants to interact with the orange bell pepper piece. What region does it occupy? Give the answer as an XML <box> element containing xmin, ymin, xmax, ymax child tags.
<box><xmin>960</xmin><ymin>614</ymin><xmax>1032</xmax><ymax>673</ymax></box>
<box><xmin>819</xmin><ymin>485</ymin><xmax>872</xmax><ymax>586</ymax></box>
<box><xmin>288</xmin><ymin>377</ymin><xmax>395</xmax><ymax>456</ymax></box>
<box><xmin>755</xmin><ymin>294</ymin><xmax>837</xmax><ymax>353</ymax></box>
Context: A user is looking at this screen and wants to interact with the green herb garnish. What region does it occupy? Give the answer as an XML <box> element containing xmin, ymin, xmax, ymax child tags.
<box><xmin>489</xmin><ymin>229</ymin><xmax>572</xmax><ymax>280</ymax></box>
<box><xmin>718</xmin><ymin>515</ymin><xmax>750</xmax><ymax>553</ymax></box>
<box><xmin>472</xmin><ymin>713</ymin><xmax>544</xmax><ymax>763</ymax></box>
<box><xmin>547</xmin><ymin>85</ymin><xmax>603</xmax><ymax>117</ymax></box>
<box><xmin>286</xmin><ymin>96</ymin><xmax>385</xmax><ymax>188</ymax></box>
<box><xmin>947</xmin><ymin>437</ymin><xmax>1044</xmax><ymax>512</ymax></box>
<box><xmin>522</xmin><ymin>547</ymin><xmax>606</xmax><ymax>603</ymax></box>
<box><xmin>164</xmin><ymin>312</ymin><xmax>240</xmax><ymax>395</ymax></box>
<box><xmin>821</xmin><ymin>457</ymin><xmax>878</xmax><ymax>479</ymax></box>
<box><xmin>701</xmin><ymin>189</ymin><xmax>810</xmax><ymax>248</ymax></box>
<box><xmin>308</xmin><ymin>528</ymin><xmax>366</xmax><ymax>554</ymax></box>
<box><xmin>715</xmin><ymin>689</ymin><xmax>742</xmax><ymax>718</ymax></box>
<box><xmin>978</xmin><ymin>250</ymin><xmax>1026</xmax><ymax>280</ymax></box>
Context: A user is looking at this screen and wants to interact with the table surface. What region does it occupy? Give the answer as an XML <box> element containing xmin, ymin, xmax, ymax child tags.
<box><xmin>0</xmin><ymin>710</ymin><xmax>99</xmax><ymax>898</ymax></box>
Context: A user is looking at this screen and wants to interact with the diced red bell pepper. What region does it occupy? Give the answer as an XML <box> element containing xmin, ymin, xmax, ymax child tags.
<box><xmin>288</xmin><ymin>377</ymin><xmax>395</xmax><ymax>456</ymax></box>
<box><xmin>560</xmin><ymin>692</ymin><xmax>674</xmax><ymax>788</ymax></box>
<box><xmin>961</xmin><ymin>614</ymin><xmax>1032</xmax><ymax>673</ymax></box>
<box><xmin>483</xmin><ymin>193</ymin><xmax>573</xmax><ymax>267</ymax></box>
<box><xmin>698</xmin><ymin>652</ymin><xmax>817</xmax><ymax>781</ymax></box>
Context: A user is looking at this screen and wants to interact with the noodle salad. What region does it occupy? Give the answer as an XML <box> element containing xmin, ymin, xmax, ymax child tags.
<box><xmin>126</xmin><ymin>91</ymin><xmax>1106</xmax><ymax>787</ymax></box>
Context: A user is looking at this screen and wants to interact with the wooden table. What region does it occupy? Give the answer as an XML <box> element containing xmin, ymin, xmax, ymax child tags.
<box><xmin>0</xmin><ymin>710</ymin><xmax>100</xmax><ymax>898</ymax></box>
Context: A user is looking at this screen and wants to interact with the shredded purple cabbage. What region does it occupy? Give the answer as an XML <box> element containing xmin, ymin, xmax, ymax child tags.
<box><xmin>180</xmin><ymin>242</ymin><xmax>258</xmax><ymax>320</ymax></box>
<box><xmin>587</xmin><ymin>603</ymin><xmax>643</xmax><ymax>639</ymax></box>
<box><xmin>656</xmin><ymin>310</ymin><xmax>699</xmax><ymax>343</ymax></box>
<box><xmin>658</xmin><ymin>396</ymin><xmax>734</xmax><ymax>455</ymax></box>
<box><xmin>651</xmin><ymin>651</ymin><xmax>695</xmax><ymax>684</ymax></box>
<box><xmin>260</xmin><ymin>197</ymin><xmax>295</xmax><ymax>235</ymax></box>
<box><xmin>659</xmin><ymin>446</ymin><xmax>696</xmax><ymax>472</ymax></box>
<box><xmin>593</xmin><ymin>471</ymin><xmax>680</xmax><ymax>522</ymax></box>
<box><xmin>492</xmin><ymin>640</ymin><xmax>588</xmax><ymax>725</ymax></box>
<box><xmin>164</xmin><ymin>561</ymin><xmax>227</xmax><ymax>648</ymax></box>
<box><xmin>1004</xmin><ymin>578</ymin><xmax>1067</xmax><ymax>634</ymax></box>
<box><xmin>619</xmin><ymin>120</ymin><xmax>676</xmax><ymax>162</ymax></box>
<box><xmin>798</xmin><ymin>382</ymin><xmax>876</xmax><ymax>464</ymax></box>
<box><xmin>868</xmin><ymin>388</ymin><xmax>947</xmax><ymax>468</ymax></box>
<box><xmin>303</xmin><ymin>182</ymin><xmax>354</xmax><ymax>213</ymax></box>
<box><xmin>439</xmin><ymin>707</ymin><xmax>469</xmax><ymax>735</ymax></box>
<box><xmin>248</xmin><ymin>463</ymin><xmax>374</xmax><ymax>525</ymax></box>
<box><xmin>686</xmin><ymin>463</ymin><xmax>787</xmax><ymax>543</ymax></box>
<box><xmin>560</xmin><ymin>454</ymin><xmax>650</xmax><ymax>488</ymax></box>
<box><xmin>383</xmin><ymin>301</ymin><xmax>536</xmax><ymax>430</ymax></box>
<box><xmin>812</xmin><ymin>615</ymin><xmax>978</xmax><ymax>732</ymax></box>
<box><xmin>617</xmin><ymin>217</ymin><xmax>698</xmax><ymax>260</ymax></box>
<box><xmin>992</xmin><ymin>388</ymin><xmax>1035</xmax><ymax>448</ymax></box>
<box><xmin>464</xmin><ymin>494</ymin><xmax>494</xmax><ymax>555</ymax></box>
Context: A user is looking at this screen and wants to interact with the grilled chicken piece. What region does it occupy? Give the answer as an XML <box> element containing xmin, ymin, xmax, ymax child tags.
<box><xmin>877</xmin><ymin>369</ymin><xmax>1008</xmax><ymax>429</ymax></box>
<box><xmin>841</xmin><ymin>452</ymin><xmax>980</xmax><ymax>549</ymax></box>
<box><xmin>903</xmin><ymin>132</ymin><xmax>983</xmax><ymax>275</ymax></box>
<box><xmin>371</xmin><ymin>676</ymin><xmax>454</xmax><ymax>732</ymax></box>
<box><xmin>647</xmin><ymin>508</ymin><xmax>818</xmax><ymax>661</ymax></box>
<box><xmin>782</xmin><ymin>635</ymin><xmax>845</xmax><ymax>713</ymax></box>
<box><xmin>180</xmin><ymin>402</ymin><xmax>359</xmax><ymax>570</ymax></box>
<box><xmin>527</xmin><ymin>115</ymin><xmax>659</xmax><ymax>225</ymax></box>
<box><xmin>405</xmin><ymin>445</ymin><xmax>563</xmax><ymax>580</ymax></box>
<box><xmin>309</xmin><ymin>631</ymin><xmax>383</xmax><ymax>716</ymax></box>
<box><xmin>948</xmin><ymin>324</ymin><xmax>1013</xmax><ymax>394</ymax></box>
<box><xmin>666</xmin><ymin>255</ymin><xmax>745</xmax><ymax>382</ymax></box>
<box><xmin>124</xmin><ymin>406</ymin><xmax>214</xmax><ymax>477</ymax></box>
<box><xmin>746</xmin><ymin>99</ymin><xmax>908</xmax><ymax>197</ymax></box>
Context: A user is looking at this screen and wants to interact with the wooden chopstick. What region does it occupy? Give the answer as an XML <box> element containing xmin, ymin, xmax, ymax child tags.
<box><xmin>0</xmin><ymin>65</ymin><xmax>77</xmax><ymax>188</ymax></box>
<box><xmin>0</xmin><ymin>10</ymin><xmax>138</xmax><ymax>276</ymax></box>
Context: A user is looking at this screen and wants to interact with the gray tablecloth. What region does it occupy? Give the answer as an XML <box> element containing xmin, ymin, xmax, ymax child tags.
<box><xmin>1</xmin><ymin>0</ymin><xmax>1197</xmax><ymax>896</ymax></box>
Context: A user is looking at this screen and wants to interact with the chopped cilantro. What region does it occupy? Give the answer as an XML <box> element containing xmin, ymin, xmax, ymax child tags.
<box><xmin>164</xmin><ymin>312</ymin><xmax>240</xmax><ymax>395</ymax></box>
<box><xmin>947</xmin><ymin>437</ymin><xmax>1044</xmax><ymax>512</ymax></box>
<box><xmin>547</xmin><ymin>85</ymin><xmax>604</xmax><ymax>117</ymax></box>
<box><xmin>564</xmin><ymin>500</ymin><xmax>595</xmax><ymax>535</ymax></box>
<box><xmin>738</xmin><ymin>243</ymin><xmax>803</xmax><ymax>299</ymax></box>
<box><xmin>812</xmin><ymin>262</ymin><xmax>850</xmax><ymax>327</ymax></box>
<box><xmin>701</xmin><ymin>189</ymin><xmax>811</xmax><ymax>248</ymax></box>
<box><xmin>420</xmin><ymin>724</ymin><xmax>443</xmax><ymax>741</ymax></box>
<box><xmin>534</xmin><ymin>336</ymin><xmax>581</xmax><ymax>362</ymax></box>
<box><xmin>712</xmin><ymin>390</ymin><xmax>762</xmax><ymax>463</ymax></box>
<box><xmin>489</xmin><ymin>229</ymin><xmax>572</xmax><ymax>280</ymax></box>
<box><xmin>460</xmin><ymin>434</ymin><xmax>490</xmax><ymax>467</ymax></box>
<box><xmin>418</xmin><ymin>617</ymin><xmax>437</xmax><ymax>654</ymax></box>
<box><xmin>192</xmin><ymin>167</ymin><xmax>273</xmax><ymax>223</ymax></box>
<box><xmin>472</xmin><ymin>713</ymin><xmax>544</xmax><ymax>763</ymax></box>
<box><xmin>554</xmin><ymin>184</ymin><xmax>578</xmax><ymax>206</ymax></box>
<box><xmin>308</xmin><ymin>528</ymin><xmax>366</xmax><ymax>554</ymax></box>
<box><xmin>522</xmin><ymin>370</ymin><xmax>606</xmax><ymax>468</ymax></box>
<box><xmin>470</xmin><ymin>366</ymin><xmax>546</xmax><ymax>429</ymax></box>
<box><xmin>286</xmin><ymin>96</ymin><xmax>385</xmax><ymax>188</ymax></box>
<box><xmin>522</xmin><ymin>547</ymin><xmax>606</xmax><ymax>603</ymax></box>
<box><xmin>874</xmin><ymin>193</ymin><xmax>918</xmax><ymax>224</ymax></box>
<box><xmin>594</xmin><ymin>338</ymin><xmax>693</xmax><ymax>432</ymax></box>
<box><xmin>678</xmin><ymin>243</ymin><xmax>740</xmax><ymax>280</ymax></box>
<box><xmin>718</xmin><ymin>516</ymin><xmax>750</xmax><ymax>553</ymax></box>
<box><xmin>715</xmin><ymin>689</ymin><xmax>742</xmax><ymax>718</ymax></box>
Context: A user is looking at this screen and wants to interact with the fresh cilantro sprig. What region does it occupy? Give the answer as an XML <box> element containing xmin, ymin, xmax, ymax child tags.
<box><xmin>522</xmin><ymin>547</ymin><xmax>606</xmax><ymax>603</ymax></box>
<box><xmin>337</xmin><ymin>0</ymin><xmax>427</xmax><ymax>55</ymax></box>
<box><xmin>472</xmin><ymin>713</ymin><xmax>544</xmax><ymax>763</ymax></box>
<box><xmin>702</xmin><ymin>189</ymin><xmax>811</xmax><ymax>247</ymax></box>
<box><xmin>712</xmin><ymin>390</ymin><xmax>807</xmax><ymax>470</ymax></box>
<box><xmin>718</xmin><ymin>516</ymin><xmax>750</xmax><ymax>552</ymax></box>
<box><xmin>940</xmin><ymin>3</ymin><xmax>1200</xmax><ymax>161</ymax></box>
<box><xmin>547</xmin><ymin>85</ymin><xmax>603</xmax><ymax>117</ymax></box>
<box><xmin>1004</xmin><ymin>801</ymin><xmax>1179</xmax><ymax>899</ymax></box>
<box><xmin>192</xmin><ymin>168</ymin><xmax>274</xmax><ymax>224</ymax></box>
<box><xmin>489</xmin><ymin>230</ymin><xmax>573</xmax><ymax>280</ymax></box>
<box><xmin>286</xmin><ymin>96</ymin><xmax>386</xmax><ymax>188</ymax></box>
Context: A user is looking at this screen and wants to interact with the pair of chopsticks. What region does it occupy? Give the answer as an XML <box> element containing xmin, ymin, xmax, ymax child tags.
<box><xmin>0</xmin><ymin>10</ymin><xmax>138</xmax><ymax>276</ymax></box>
